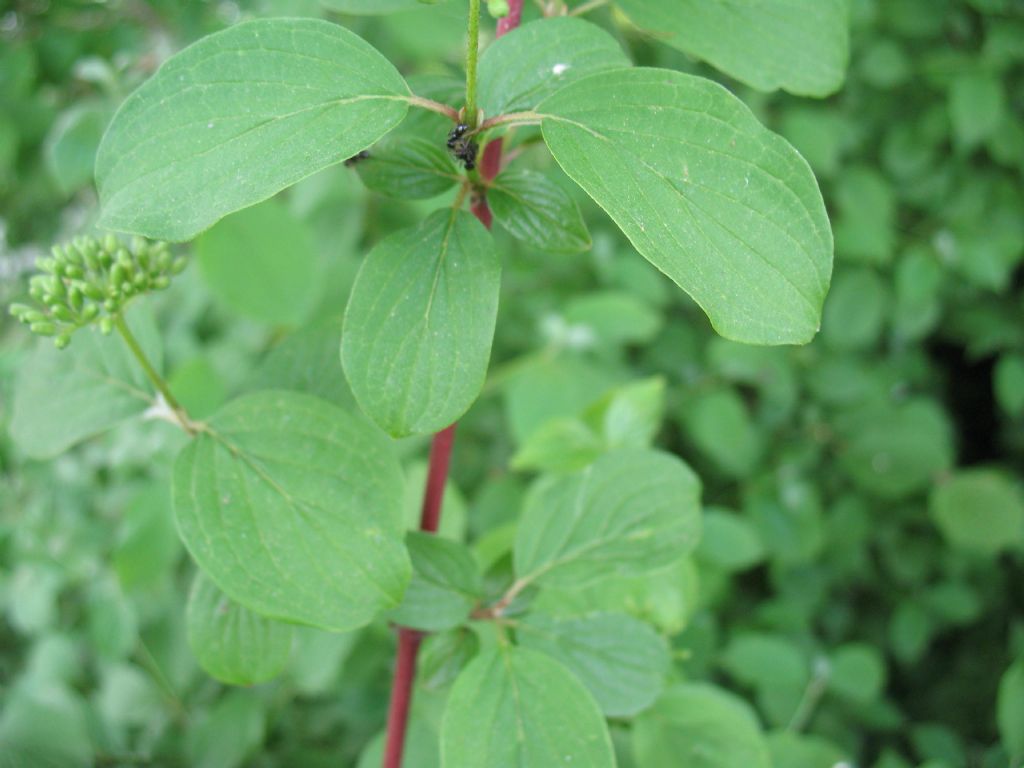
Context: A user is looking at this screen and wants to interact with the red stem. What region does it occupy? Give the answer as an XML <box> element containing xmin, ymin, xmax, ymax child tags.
<box><xmin>419</xmin><ymin>425</ymin><xmax>458</xmax><ymax>533</ymax></box>
<box><xmin>381</xmin><ymin>4</ymin><xmax>523</xmax><ymax>765</ymax></box>
<box><xmin>496</xmin><ymin>0</ymin><xmax>524</xmax><ymax>37</ymax></box>
<box><xmin>382</xmin><ymin>426</ymin><xmax>456</xmax><ymax>768</ymax></box>
<box><xmin>382</xmin><ymin>629</ymin><xmax>423</xmax><ymax>768</ymax></box>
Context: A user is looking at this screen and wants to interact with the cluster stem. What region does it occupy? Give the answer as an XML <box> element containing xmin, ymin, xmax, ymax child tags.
<box><xmin>114</xmin><ymin>314</ymin><xmax>196</xmax><ymax>435</ymax></box>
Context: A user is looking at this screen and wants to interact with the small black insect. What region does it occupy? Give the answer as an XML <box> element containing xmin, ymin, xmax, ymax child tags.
<box><xmin>447</xmin><ymin>123</ymin><xmax>469</xmax><ymax>149</ymax></box>
<box><xmin>446</xmin><ymin>123</ymin><xmax>478</xmax><ymax>171</ymax></box>
<box><xmin>344</xmin><ymin>150</ymin><xmax>371</xmax><ymax>167</ymax></box>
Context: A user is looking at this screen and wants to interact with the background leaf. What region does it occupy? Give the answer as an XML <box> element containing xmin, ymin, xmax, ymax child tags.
<box><xmin>8</xmin><ymin>306</ymin><xmax>161</xmax><ymax>458</ymax></box>
<box><xmin>930</xmin><ymin>469</ymin><xmax>1024</xmax><ymax>555</ymax></box>
<box><xmin>632</xmin><ymin>684</ymin><xmax>772</xmax><ymax>768</ymax></box>
<box><xmin>355</xmin><ymin>135</ymin><xmax>460</xmax><ymax>199</ymax></box>
<box><xmin>514</xmin><ymin>448</ymin><xmax>701</xmax><ymax>587</ymax></box>
<box><xmin>173</xmin><ymin>390</ymin><xmax>410</xmax><ymax>631</ymax></box>
<box><xmin>539</xmin><ymin>68</ymin><xmax>833</xmax><ymax>345</ymax></box>
<box><xmin>342</xmin><ymin>209</ymin><xmax>500</xmax><ymax>437</ymax></box>
<box><xmin>517</xmin><ymin>612</ymin><xmax>669</xmax><ymax>716</ymax></box>
<box><xmin>488</xmin><ymin>170</ymin><xmax>591</xmax><ymax>253</ymax></box>
<box><xmin>96</xmin><ymin>18</ymin><xmax>410</xmax><ymax>240</ymax></box>
<box><xmin>387</xmin><ymin>532</ymin><xmax>481</xmax><ymax>632</ymax></box>
<box><xmin>195</xmin><ymin>198</ymin><xmax>321</xmax><ymax>326</ymax></box>
<box><xmin>614</xmin><ymin>0</ymin><xmax>849</xmax><ymax>97</ymax></box>
<box><xmin>999</xmin><ymin>659</ymin><xmax>1024</xmax><ymax>765</ymax></box>
<box><xmin>835</xmin><ymin>398</ymin><xmax>954</xmax><ymax>500</ymax></box>
<box><xmin>186</xmin><ymin>572</ymin><xmax>293</xmax><ymax>686</ymax></box>
<box><xmin>440</xmin><ymin>646</ymin><xmax>615</xmax><ymax>768</ymax></box>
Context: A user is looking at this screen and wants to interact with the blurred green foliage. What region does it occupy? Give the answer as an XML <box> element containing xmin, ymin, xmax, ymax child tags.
<box><xmin>1</xmin><ymin>0</ymin><xmax>1024</xmax><ymax>766</ymax></box>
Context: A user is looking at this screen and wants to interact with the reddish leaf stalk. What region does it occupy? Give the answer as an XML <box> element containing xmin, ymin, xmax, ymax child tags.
<box><xmin>382</xmin><ymin>4</ymin><xmax>522</xmax><ymax>765</ymax></box>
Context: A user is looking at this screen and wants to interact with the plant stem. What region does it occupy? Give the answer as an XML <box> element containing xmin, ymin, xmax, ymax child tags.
<box><xmin>382</xmin><ymin>426</ymin><xmax>457</xmax><ymax>768</ymax></box>
<box><xmin>114</xmin><ymin>313</ymin><xmax>194</xmax><ymax>433</ymax></box>
<box><xmin>465</xmin><ymin>0</ymin><xmax>482</xmax><ymax>127</ymax></box>
<box><xmin>786</xmin><ymin>657</ymin><xmax>830</xmax><ymax>733</ymax></box>
<box><xmin>406</xmin><ymin>94</ymin><xmax>460</xmax><ymax>122</ymax></box>
<box><xmin>382</xmin><ymin>628</ymin><xmax>424</xmax><ymax>768</ymax></box>
<box><xmin>476</xmin><ymin>110</ymin><xmax>542</xmax><ymax>133</ymax></box>
<box><xmin>420</xmin><ymin>424</ymin><xmax>458</xmax><ymax>532</ymax></box>
<box><xmin>382</xmin><ymin>3</ymin><xmax>524</xmax><ymax>762</ymax></box>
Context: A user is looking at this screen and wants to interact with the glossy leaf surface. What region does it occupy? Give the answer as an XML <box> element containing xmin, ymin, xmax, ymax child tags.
<box><xmin>173</xmin><ymin>391</ymin><xmax>409</xmax><ymax>631</ymax></box>
<box><xmin>342</xmin><ymin>209</ymin><xmax>500</xmax><ymax>437</ymax></box>
<box><xmin>539</xmin><ymin>68</ymin><xmax>832</xmax><ymax>345</ymax></box>
<box><xmin>96</xmin><ymin>19</ymin><xmax>410</xmax><ymax>240</ymax></box>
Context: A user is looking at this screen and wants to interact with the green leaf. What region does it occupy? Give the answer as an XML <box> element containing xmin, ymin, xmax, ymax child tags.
<box><xmin>488</xmin><ymin>170</ymin><xmax>591</xmax><ymax>253</ymax></box>
<box><xmin>538</xmin><ymin>68</ymin><xmax>832</xmax><ymax>345</ymax></box>
<box><xmin>511</xmin><ymin>377</ymin><xmax>666</xmax><ymax>473</ymax></box>
<box><xmin>821</xmin><ymin>267</ymin><xmax>888</xmax><ymax>350</ymax></box>
<box><xmin>833</xmin><ymin>166</ymin><xmax>896</xmax><ymax>264</ymax></box>
<box><xmin>614</xmin><ymin>0</ymin><xmax>849</xmax><ymax>97</ymax></box>
<box><xmin>173</xmin><ymin>390</ymin><xmax>410</xmax><ymax>631</ymax></box>
<box><xmin>477</xmin><ymin>17</ymin><xmax>630</xmax><ymax>116</ymax></box>
<box><xmin>196</xmin><ymin>198</ymin><xmax>321</xmax><ymax>326</ymax></box>
<box><xmin>440</xmin><ymin>646</ymin><xmax>615</xmax><ymax>768</ymax></box>
<box><xmin>169</xmin><ymin>357</ymin><xmax>228</xmax><ymax>419</ymax></box>
<box><xmin>9</xmin><ymin>306</ymin><xmax>161</xmax><ymax>459</ymax></box>
<box><xmin>530</xmin><ymin>557</ymin><xmax>700</xmax><ymax>636</ymax></box>
<box><xmin>0</xmin><ymin>685</ymin><xmax>92</xmax><ymax>768</ymax></box>
<box><xmin>681</xmin><ymin>388</ymin><xmax>762</xmax><ymax>478</ymax></box>
<box><xmin>503</xmin><ymin>356</ymin><xmax>622</xmax><ymax>444</ymax></box>
<box><xmin>514</xmin><ymin>448</ymin><xmax>701</xmax><ymax>587</ymax></box>
<box><xmin>245</xmin><ymin>316</ymin><xmax>355</xmax><ymax>410</ymax></box>
<box><xmin>188</xmin><ymin>691</ymin><xmax>265</xmax><ymax>768</ymax></box>
<box><xmin>930</xmin><ymin>470</ymin><xmax>1024</xmax><ymax>556</ymax></box>
<box><xmin>186</xmin><ymin>572</ymin><xmax>293</xmax><ymax>686</ymax></box>
<box><xmin>564</xmin><ymin>291</ymin><xmax>662</xmax><ymax>346</ymax></box>
<box><xmin>721</xmin><ymin>633</ymin><xmax>809</xmax><ymax>693</ymax></box>
<box><xmin>585</xmin><ymin>376</ymin><xmax>666</xmax><ymax>449</ymax></box>
<box><xmin>995</xmin><ymin>353</ymin><xmax>1024</xmax><ymax>417</ymax></box>
<box><xmin>828</xmin><ymin>644</ymin><xmax>886</xmax><ymax>704</ymax></box>
<box><xmin>96</xmin><ymin>18</ymin><xmax>411</xmax><ymax>241</ymax></box>
<box><xmin>388</xmin><ymin>532</ymin><xmax>482</xmax><ymax>632</ymax></box>
<box><xmin>43</xmin><ymin>102</ymin><xmax>109</xmax><ymax>194</ymax></box>
<box><xmin>949</xmin><ymin>73</ymin><xmax>1006</xmax><ymax>150</ymax></box>
<box><xmin>998</xmin><ymin>659</ymin><xmax>1024</xmax><ymax>764</ymax></box>
<box><xmin>355</xmin><ymin>136</ymin><xmax>460</xmax><ymax>199</ymax></box>
<box><xmin>114</xmin><ymin>484</ymin><xmax>182</xmax><ymax>592</ymax></box>
<box><xmin>342</xmin><ymin>209</ymin><xmax>500</xmax><ymax>437</ymax></box>
<box><xmin>633</xmin><ymin>684</ymin><xmax>772</xmax><ymax>768</ymax></box>
<box><xmin>835</xmin><ymin>399</ymin><xmax>954</xmax><ymax>500</ymax></box>
<box><xmin>696</xmin><ymin>509</ymin><xmax>764</xmax><ymax>572</ymax></box>
<box><xmin>510</xmin><ymin>418</ymin><xmax>605</xmax><ymax>473</ymax></box>
<box><xmin>778</xmin><ymin>106</ymin><xmax>846</xmax><ymax>178</ymax></box>
<box><xmin>767</xmin><ymin>732</ymin><xmax>849</xmax><ymax>768</ymax></box>
<box><xmin>517</xmin><ymin>612</ymin><xmax>669</xmax><ymax>716</ymax></box>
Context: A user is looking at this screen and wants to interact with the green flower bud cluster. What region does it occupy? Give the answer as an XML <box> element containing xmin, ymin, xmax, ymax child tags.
<box><xmin>8</xmin><ymin>235</ymin><xmax>187</xmax><ymax>349</ymax></box>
